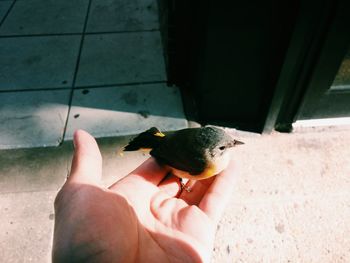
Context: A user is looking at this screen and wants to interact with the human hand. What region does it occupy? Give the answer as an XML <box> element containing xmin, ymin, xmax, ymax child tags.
<box><xmin>52</xmin><ymin>130</ymin><xmax>238</xmax><ymax>263</ymax></box>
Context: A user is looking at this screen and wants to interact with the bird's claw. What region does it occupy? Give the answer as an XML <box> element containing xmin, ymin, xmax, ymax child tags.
<box><xmin>179</xmin><ymin>179</ymin><xmax>191</xmax><ymax>192</ymax></box>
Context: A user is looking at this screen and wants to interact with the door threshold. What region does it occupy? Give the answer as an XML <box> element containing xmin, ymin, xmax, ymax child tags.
<box><xmin>293</xmin><ymin>117</ymin><xmax>350</xmax><ymax>132</ymax></box>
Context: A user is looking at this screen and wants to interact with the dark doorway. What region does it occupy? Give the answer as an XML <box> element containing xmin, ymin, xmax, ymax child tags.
<box><xmin>296</xmin><ymin>0</ymin><xmax>350</xmax><ymax>120</ymax></box>
<box><xmin>159</xmin><ymin>0</ymin><xmax>350</xmax><ymax>133</ymax></box>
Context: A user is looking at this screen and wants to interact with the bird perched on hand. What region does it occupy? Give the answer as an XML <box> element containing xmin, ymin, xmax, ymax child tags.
<box><xmin>124</xmin><ymin>126</ymin><xmax>243</xmax><ymax>185</ymax></box>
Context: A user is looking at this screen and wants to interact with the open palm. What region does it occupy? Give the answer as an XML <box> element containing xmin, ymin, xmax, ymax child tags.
<box><xmin>52</xmin><ymin>130</ymin><xmax>237</xmax><ymax>263</ymax></box>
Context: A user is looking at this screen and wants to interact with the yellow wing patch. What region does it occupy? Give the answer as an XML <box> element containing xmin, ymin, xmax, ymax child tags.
<box><xmin>154</xmin><ymin>131</ymin><xmax>165</xmax><ymax>137</ymax></box>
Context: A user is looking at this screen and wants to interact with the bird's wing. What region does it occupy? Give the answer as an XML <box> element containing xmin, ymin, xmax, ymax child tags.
<box><xmin>150</xmin><ymin>131</ymin><xmax>207</xmax><ymax>175</ymax></box>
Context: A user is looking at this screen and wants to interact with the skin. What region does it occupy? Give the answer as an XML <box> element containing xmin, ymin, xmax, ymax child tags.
<box><xmin>52</xmin><ymin>130</ymin><xmax>239</xmax><ymax>263</ymax></box>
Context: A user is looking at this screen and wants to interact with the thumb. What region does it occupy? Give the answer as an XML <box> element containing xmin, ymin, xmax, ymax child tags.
<box><xmin>67</xmin><ymin>129</ymin><xmax>102</xmax><ymax>186</ymax></box>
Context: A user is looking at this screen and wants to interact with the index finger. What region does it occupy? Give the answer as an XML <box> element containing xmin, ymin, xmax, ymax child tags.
<box><xmin>199</xmin><ymin>159</ymin><xmax>239</xmax><ymax>223</ymax></box>
<box><xmin>108</xmin><ymin>158</ymin><xmax>170</xmax><ymax>190</ymax></box>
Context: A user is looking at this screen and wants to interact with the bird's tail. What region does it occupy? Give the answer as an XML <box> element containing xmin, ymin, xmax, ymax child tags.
<box><xmin>123</xmin><ymin>127</ymin><xmax>165</xmax><ymax>151</ymax></box>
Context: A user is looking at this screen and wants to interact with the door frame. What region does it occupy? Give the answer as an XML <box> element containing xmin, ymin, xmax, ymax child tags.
<box><xmin>263</xmin><ymin>0</ymin><xmax>350</xmax><ymax>132</ymax></box>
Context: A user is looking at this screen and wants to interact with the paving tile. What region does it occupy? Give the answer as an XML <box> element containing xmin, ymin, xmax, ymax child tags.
<box><xmin>64</xmin><ymin>83</ymin><xmax>188</xmax><ymax>140</ymax></box>
<box><xmin>0</xmin><ymin>0</ymin><xmax>89</xmax><ymax>35</ymax></box>
<box><xmin>0</xmin><ymin>90</ymin><xmax>70</xmax><ymax>149</ymax></box>
<box><xmin>86</xmin><ymin>0</ymin><xmax>159</xmax><ymax>33</ymax></box>
<box><xmin>0</xmin><ymin>35</ymin><xmax>80</xmax><ymax>90</ymax></box>
<box><xmin>0</xmin><ymin>1</ymin><xmax>12</xmax><ymax>22</ymax></box>
<box><xmin>75</xmin><ymin>32</ymin><xmax>166</xmax><ymax>87</ymax></box>
<box><xmin>0</xmin><ymin>190</ymin><xmax>56</xmax><ymax>263</ymax></box>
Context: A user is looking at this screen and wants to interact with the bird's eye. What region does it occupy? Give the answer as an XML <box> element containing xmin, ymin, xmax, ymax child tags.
<box><xmin>219</xmin><ymin>146</ymin><xmax>226</xmax><ymax>150</ymax></box>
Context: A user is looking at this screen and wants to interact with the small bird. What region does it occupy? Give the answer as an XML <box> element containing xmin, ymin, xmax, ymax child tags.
<box><xmin>124</xmin><ymin>126</ymin><xmax>243</xmax><ymax>187</ymax></box>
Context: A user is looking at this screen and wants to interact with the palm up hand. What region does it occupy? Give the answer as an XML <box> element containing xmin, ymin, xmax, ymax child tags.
<box><xmin>52</xmin><ymin>130</ymin><xmax>238</xmax><ymax>263</ymax></box>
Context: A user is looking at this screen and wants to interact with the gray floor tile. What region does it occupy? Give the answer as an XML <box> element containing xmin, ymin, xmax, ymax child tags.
<box><xmin>0</xmin><ymin>1</ymin><xmax>12</xmax><ymax>22</ymax></box>
<box><xmin>64</xmin><ymin>83</ymin><xmax>188</xmax><ymax>140</ymax></box>
<box><xmin>75</xmin><ymin>32</ymin><xmax>166</xmax><ymax>87</ymax></box>
<box><xmin>86</xmin><ymin>0</ymin><xmax>159</xmax><ymax>33</ymax></box>
<box><xmin>0</xmin><ymin>90</ymin><xmax>70</xmax><ymax>149</ymax></box>
<box><xmin>0</xmin><ymin>0</ymin><xmax>89</xmax><ymax>35</ymax></box>
<box><xmin>0</xmin><ymin>191</ymin><xmax>56</xmax><ymax>263</ymax></box>
<box><xmin>0</xmin><ymin>36</ymin><xmax>80</xmax><ymax>90</ymax></box>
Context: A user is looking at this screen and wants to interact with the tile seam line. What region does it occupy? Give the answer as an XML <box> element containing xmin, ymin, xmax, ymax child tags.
<box><xmin>75</xmin><ymin>80</ymin><xmax>167</xmax><ymax>89</ymax></box>
<box><xmin>0</xmin><ymin>81</ymin><xmax>168</xmax><ymax>93</ymax></box>
<box><xmin>0</xmin><ymin>0</ymin><xmax>16</xmax><ymax>28</ymax></box>
<box><xmin>60</xmin><ymin>0</ymin><xmax>93</xmax><ymax>144</ymax></box>
<box><xmin>0</xmin><ymin>29</ymin><xmax>161</xmax><ymax>38</ymax></box>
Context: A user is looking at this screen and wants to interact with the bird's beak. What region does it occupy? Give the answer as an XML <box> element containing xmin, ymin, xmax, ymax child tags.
<box><xmin>234</xmin><ymin>139</ymin><xmax>244</xmax><ymax>145</ymax></box>
<box><xmin>228</xmin><ymin>139</ymin><xmax>244</xmax><ymax>147</ymax></box>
